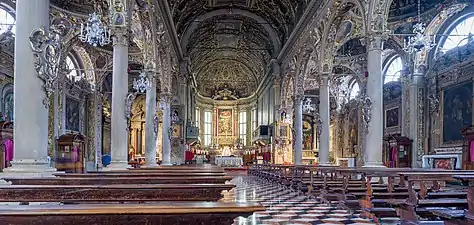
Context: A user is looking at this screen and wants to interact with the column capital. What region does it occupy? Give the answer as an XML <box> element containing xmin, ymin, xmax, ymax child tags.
<box><xmin>112</xmin><ymin>27</ymin><xmax>128</xmax><ymax>46</ymax></box>
<box><xmin>293</xmin><ymin>94</ymin><xmax>304</xmax><ymax>105</ymax></box>
<box><xmin>367</xmin><ymin>35</ymin><xmax>387</xmax><ymax>51</ymax></box>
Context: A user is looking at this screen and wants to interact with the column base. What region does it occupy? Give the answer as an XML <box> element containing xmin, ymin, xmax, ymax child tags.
<box><xmin>1</xmin><ymin>159</ymin><xmax>57</xmax><ymax>178</ymax></box>
<box><xmin>318</xmin><ymin>163</ymin><xmax>333</xmax><ymax>166</ymax></box>
<box><xmin>160</xmin><ymin>162</ymin><xmax>173</xmax><ymax>166</ymax></box>
<box><xmin>102</xmin><ymin>161</ymin><xmax>131</xmax><ymax>171</ymax></box>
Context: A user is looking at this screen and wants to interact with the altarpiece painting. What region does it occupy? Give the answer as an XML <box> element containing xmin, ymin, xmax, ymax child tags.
<box><xmin>217</xmin><ymin>109</ymin><xmax>233</xmax><ymax>136</ymax></box>
<box><xmin>65</xmin><ymin>97</ymin><xmax>80</xmax><ymax>132</ymax></box>
<box><xmin>443</xmin><ymin>82</ymin><xmax>473</xmax><ymax>143</ymax></box>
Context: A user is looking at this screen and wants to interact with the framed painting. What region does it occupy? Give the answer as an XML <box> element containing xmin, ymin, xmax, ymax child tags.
<box><xmin>385</xmin><ymin>107</ymin><xmax>399</xmax><ymax>128</ymax></box>
<box><xmin>442</xmin><ymin>82</ymin><xmax>473</xmax><ymax>143</ymax></box>
<box><xmin>217</xmin><ymin>109</ymin><xmax>233</xmax><ymax>136</ymax></box>
<box><xmin>66</xmin><ymin>97</ymin><xmax>80</xmax><ymax>132</ymax></box>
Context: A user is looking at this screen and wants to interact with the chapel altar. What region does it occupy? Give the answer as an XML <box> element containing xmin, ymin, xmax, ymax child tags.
<box><xmin>214</xmin><ymin>146</ymin><xmax>243</xmax><ymax>167</ymax></box>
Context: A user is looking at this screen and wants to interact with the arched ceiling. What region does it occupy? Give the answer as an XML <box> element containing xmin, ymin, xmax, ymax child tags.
<box><xmin>168</xmin><ymin>0</ymin><xmax>311</xmax><ymax>98</ymax></box>
<box><xmin>388</xmin><ymin>0</ymin><xmax>455</xmax><ymax>23</ymax></box>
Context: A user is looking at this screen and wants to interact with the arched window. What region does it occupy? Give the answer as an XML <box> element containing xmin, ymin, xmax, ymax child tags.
<box><xmin>440</xmin><ymin>15</ymin><xmax>474</xmax><ymax>52</ymax></box>
<box><xmin>384</xmin><ymin>56</ymin><xmax>403</xmax><ymax>84</ymax></box>
<box><xmin>349</xmin><ymin>82</ymin><xmax>359</xmax><ymax>99</ymax></box>
<box><xmin>65</xmin><ymin>55</ymin><xmax>83</xmax><ymax>82</ymax></box>
<box><xmin>0</xmin><ymin>5</ymin><xmax>15</xmax><ymax>34</ymax></box>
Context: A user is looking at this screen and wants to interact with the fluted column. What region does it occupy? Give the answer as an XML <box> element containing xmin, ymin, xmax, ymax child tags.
<box><xmin>294</xmin><ymin>94</ymin><xmax>303</xmax><ymax>165</ymax></box>
<box><xmin>3</xmin><ymin>0</ymin><xmax>56</xmax><ymax>176</ymax></box>
<box><xmin>108</xmin><ymin>28</ymin><xmax>129</xmax><ymax>169</ymax></box>
<box><xmin>145</xmin><ymin>73</ymin><xmax>157</xmax><ymax>167</ymax></box>
<box><xmin>161</xmin><ymin>93</ymin><xmax>172</xmax><ymax>166</ymax></box>
<box><xmin>364</xmin><ymin>36</ymin><xmax>385</xmax><ymax>167</ymax></box>
<box><xmin>319</xmin><ymin>75</ymin><xmax>330</xmax><ymax>165</ymax></box>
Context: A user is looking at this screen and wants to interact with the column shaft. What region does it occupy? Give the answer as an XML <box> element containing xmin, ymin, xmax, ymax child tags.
<box><xmin>409</xmin><ymin>74</ymin><xmax>424</xmax><ymax>168</ymax></box>
<box><xmin>364</xmin><ymin>37</ymin><xmax>384</xmax><ymax>167</ymax></box>
<box><xmin>294</xmin><ymin>95</ymin><xmax>303</xmax><ymax>165</ymax></box>
<box><xmin>161</xmin><ymin>95</ymin><xmax>172</xmax><ymax>165</ymax></box>
<box><xmin>7</xmin><ymin>0</ymin><xmax>54</xmax><ymax>174</ymax></box>
<box><xmin>109</xmin><ymin>32</ymin><xmax>129</xmax><ymax>168</ymax></box>
<box><xmin>319</xmin><ymin>76</ymin><xmax>330</xmax><ymax>165</ymax></box>
<box><xmin>145</xmin><ymin>77</ymin><xmax>157</xmax><ymax>167</ymax></box>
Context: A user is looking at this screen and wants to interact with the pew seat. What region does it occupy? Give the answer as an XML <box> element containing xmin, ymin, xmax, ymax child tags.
<box><xmin>4</xmin><ymin>176</ymin><xmax>233</xmax><ymax>185</ymax></box>
<box><xmin>0</xmin><ymin>202</ymin><xmax>264</xmax><ymax>225</ymax></box>
<box><xmin>0</xmin><ymin>184</ymin><xmax>235</xmax><ymax>202</ymax></box>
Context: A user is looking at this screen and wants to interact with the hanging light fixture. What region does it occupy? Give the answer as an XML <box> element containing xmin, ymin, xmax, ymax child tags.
<box><xmin>302</xmin><ymin>98</ymin><xmax>315</xmax><ymax>113</ymax></box>
<box><xmin>133</xmin><ymin>71</ymin><xmax>151</xmax><ymax>93</ymax></box>
<box><xmin>403</xmin><ymin>0</ymin><xmax>435</xmax><ymax>54</ymax></box>
<box><xmin>79</xmin><ymin>12</ymin><xmax>111</xmax><ymax>47</ymax></box>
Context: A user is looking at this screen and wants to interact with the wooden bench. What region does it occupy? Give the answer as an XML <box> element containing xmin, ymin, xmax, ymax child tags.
<box><xmin>0</xmin><ymin>202</ymin><xmax>264</xmax><ymax>225</ymax></box>
<box><xmin>386</xmin><ymin>171</ymin><xmax>474</xmax><ymax>224</ymax></box>
<box><xmin>53</xmin><ymin>172</ymin><xmax>228</xmax><ymax>177</ymax></box>
<box><xmin>4</xmin><ymin>176</ymin><xmax>233</xmax><ymax>185</ymax></box>
<box><xmin>0</xmin><ymin>184</ymin><xmax>235</xmax><ymax>203</ymax></box>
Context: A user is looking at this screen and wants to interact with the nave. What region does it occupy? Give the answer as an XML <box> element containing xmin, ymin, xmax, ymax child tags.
<box><xmin>227</xmin><ymin>174</ymin><xmax>378</xmax><ymax>225</ymax></box>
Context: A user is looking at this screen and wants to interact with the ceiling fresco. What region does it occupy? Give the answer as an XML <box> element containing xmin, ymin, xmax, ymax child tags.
<box><xmin>167</xmin><ymin>0</ymin><xmax>311</xmax><ymax>98</ymax></box>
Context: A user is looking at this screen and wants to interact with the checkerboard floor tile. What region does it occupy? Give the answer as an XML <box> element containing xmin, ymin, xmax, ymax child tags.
<box><xmin>227</xmin><ymin>175</ymin><xmax>385</xmax><ymax>225</ymax></box>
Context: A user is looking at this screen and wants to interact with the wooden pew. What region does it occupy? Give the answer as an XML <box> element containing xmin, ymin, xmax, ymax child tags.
<box><xmin>4</xmin><ymin>176</ymin><xmax>233</xmax><ymax>185</ymax></box>
<box><xmin>387</xmin><ymin>171</ymin><xmax>474</xmax><ymax>224</ymax></box>
<box><xmin>0</xmin><ymin>184</ymin><xmax>235</xmax><ymax>203</ymax></box>
<box><xmin>427</xmin><ymin>175</ymin><xmax>474</xmax><ymax>225</ymax></box>
<box><xmin>54</xmin><ymin>172</ymin><xmax>227</xmax><ymax>177</ymax></box>
<box><xmin>0</xmin><ymin>202</ymin><xmax>265</xmax><ymax>225</ymax></box>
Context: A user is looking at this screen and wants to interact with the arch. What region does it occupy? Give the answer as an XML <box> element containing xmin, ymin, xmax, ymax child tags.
<box><xmin>0</xmin><ymin>2</ymin><xmax>15</xmax><ymax>35</ymax></box>
<box><xmin>349</xmin><ymin>79</ymin><xmax>360</xmax><ymax>99</ymax></box>
<box><xmin>180</xmin><ymin>9</ymin><xmax>281</xmax><ymax>56</ymax></box>
<box><xmin>383</xmin><ymin>55</ymin><xmax>403</xmax><ymax>84</ymax></box>
<box><xmin>437</xmin><ymin>12</ymin><xmax>474</xmax><ymax>53</ymax></box>
<box><xmin>65</xmin><ymin>52</ymin><xmax>83</xmax><ymax>82</ymax></box>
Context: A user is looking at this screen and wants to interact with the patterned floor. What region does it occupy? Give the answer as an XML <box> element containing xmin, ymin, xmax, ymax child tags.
<box><xmin>224</xmin><ymin>174</ymin><xmax>391</xmax><ymax>225</ymax></box>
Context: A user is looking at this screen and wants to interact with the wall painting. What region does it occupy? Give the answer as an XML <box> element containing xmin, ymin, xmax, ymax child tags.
<box><xmin>66</xmin><ymin>97</ymin><xmax>80</xmax><ymax>132</ymax></box>
<box><xmin>385</xmin><ymin>107</ymin><xmax>399</xmax><ymax>128</ymax></box>
<box><xmin>217</xmin><ymin>109</ymin><xmax>233</xmax><ymax>136</ymax></box>
<box><xmin>442</xmin><ymin>82</ymin><xmax>473</xmax><ymax>143</ymax></box>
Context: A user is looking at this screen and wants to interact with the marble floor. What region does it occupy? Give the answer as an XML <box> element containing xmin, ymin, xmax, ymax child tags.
<box><xmin>225</xmin><ymin>173</ymin><xmax>396</xmax><ymax>225</ymax></box>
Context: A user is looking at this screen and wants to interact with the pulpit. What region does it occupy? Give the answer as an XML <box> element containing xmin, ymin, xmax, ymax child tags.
<box><xmin>56</xmin><ymin>133</ymin><xmax>85</xmax><ymax>173</ymax></box>
<box><xmin>461</xmin><ymin>126</ymin><xmax>474</xmax><ymax>170</ymax></box>
<box><xmin>383</xmin><ymin>135</ymin><xmax>412</xmax><ymax>168</ymax></box>
<box><xmin>0</xmin><ymin>121</ymin><xmax>13</xmax><ymax>172</ymax></box>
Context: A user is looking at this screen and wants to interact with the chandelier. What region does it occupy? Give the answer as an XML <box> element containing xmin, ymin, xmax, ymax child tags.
<box><xmin>303</xmin><ymin>98</ymin><xmax>315</xmax><ymax>113</ymax></box>
<box><xmin>79</xmin><ymin>12</ymin><xmax>111</xmax><ymax>47</ymax></box>
<box><xmin>133</xmin><ymin>71</ymin><xmax>151</xmax><ymax>93</ymax></box>
<box><xmin>402</xmin><ymin>0</ymin><xmax>435</xmax><ymax>54</ymax></box>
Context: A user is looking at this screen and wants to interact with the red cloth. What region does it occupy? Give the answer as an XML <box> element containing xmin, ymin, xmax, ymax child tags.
<box><xmin>4</xmin><ymin>139</ymin><xmax>13</xmax><ymax>161</ymax></box>
<box><xmin>470</xmin><ymin>141</ymin><xmax>474</xmax><ymax>162</ymax></box>
<box><xmin>185</xmin><ymin>151</ymin><xmax>194</xmax><ymax>161</ymax></box>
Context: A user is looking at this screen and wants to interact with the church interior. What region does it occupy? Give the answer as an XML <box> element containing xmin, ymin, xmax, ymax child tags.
<box><xmin>0</xmin><ymin>0</ymin><xmax>474</xmax><ymax>224</ymax></box>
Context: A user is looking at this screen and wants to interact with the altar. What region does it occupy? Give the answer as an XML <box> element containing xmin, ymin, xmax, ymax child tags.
<box><xmin>215</xmin><ymin>156</ymin><xmax>243</xmax><ymax>167</ymax></box>
<box><xmin>422</xmin><ymin>147</ymin><xmax>463</xmax><ymax>170</ymax></box>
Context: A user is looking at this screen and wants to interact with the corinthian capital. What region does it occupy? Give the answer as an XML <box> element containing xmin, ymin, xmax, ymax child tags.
<box><xmin>112</xmin><ymin>27</ymin><xmax>128</xmax><ymax>46</ymax></box>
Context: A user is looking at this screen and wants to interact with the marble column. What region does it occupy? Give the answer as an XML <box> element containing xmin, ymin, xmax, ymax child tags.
<box><xmin>145</xmin><ymin>74</ymin><xmax>157</xmax><ymax>167</ymax></box>
<box><xmin>4</xmin><ymin>0</ymin><xmax>56</xmax><ymax>176</ymax></box>
<box><xmin>294</xmin><ymin>94</ymin><xmax>303</xmax><ymax>165</ymax></box>
<box><xmin>409</xmin><ymin>73</ymin><xmax>424</xmax><ymax>168</ymax></box>
<box><xmin>319</xmin><ymin>75</ymin><xmax>331</xmax><ymax>165</ymax></box>
<box><xmin>161</xmin><ymin>93</ymin><xmax>172</xmax><ymax>166</ymax></box>
<box><xmin>364</xmin><ymin>36</ymin><xmax>385</xmax><ymax>167</ymax></box>
<box><xmin>107</xmin><ymin>28</ymin><xmax>130</xmax><ymax>169</ymax></box>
